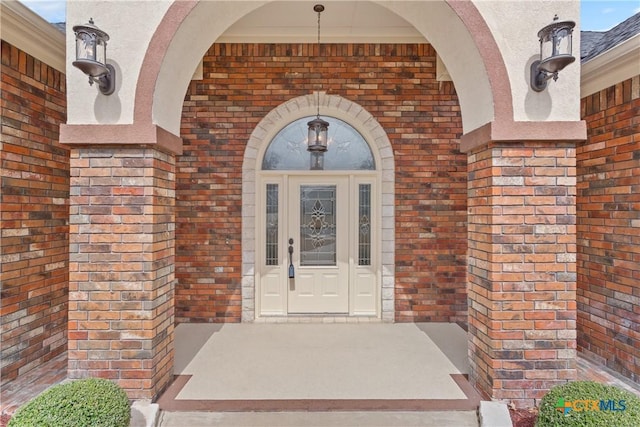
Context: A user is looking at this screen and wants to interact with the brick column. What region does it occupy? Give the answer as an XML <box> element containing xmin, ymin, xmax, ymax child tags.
<box><xmin>467</xmin><ymin>142</ymin><xmax>577</xmax><ymax>408</ymax></box>
<box><xmin>68</xmin><ymin>147</ymin><xmax>175</xmax><ymax>400</ymax></box>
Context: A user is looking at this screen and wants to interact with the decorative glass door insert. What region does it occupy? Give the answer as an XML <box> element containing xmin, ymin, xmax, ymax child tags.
<box><xmin>300</xmin><ymin>185</ymin><xmax>337</xmax><ymax>266</ymax></box>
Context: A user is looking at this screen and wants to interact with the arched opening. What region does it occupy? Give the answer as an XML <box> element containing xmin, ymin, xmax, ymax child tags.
<box><xmin>242</xmin><ymin>93</ymin><xmax>395</xmax><ymax>321</ymax></box>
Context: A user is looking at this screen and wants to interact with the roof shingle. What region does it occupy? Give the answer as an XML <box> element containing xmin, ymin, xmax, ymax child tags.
<box><xmin>581</xmin><ymin>12</ymin><xmax>640</xmax><ymax>62</ymax></box>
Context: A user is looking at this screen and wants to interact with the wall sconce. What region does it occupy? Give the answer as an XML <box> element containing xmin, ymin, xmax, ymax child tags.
<box><xmin>530</xmin><ymin>15</ymin><xmax>575</xmax><ymax>92</ymax></box>
<box><xmin>72</xmin><ymin>19</ymin><xmax>116</xmax><ymax>95</ymax></box>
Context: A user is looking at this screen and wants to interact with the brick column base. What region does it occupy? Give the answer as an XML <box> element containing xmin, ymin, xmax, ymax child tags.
<box><xmin>68</xmin><ymin>147</ymin><xmax>175</xmax><ymax>400</ymax></box>
<box><xmin>467</xmin><ymin>142</ymin><xmax>577</xmax><ymax>408</ymax></box>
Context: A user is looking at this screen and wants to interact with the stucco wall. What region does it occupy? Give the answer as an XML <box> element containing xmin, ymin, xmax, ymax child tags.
<box><xmin>65</xmin><ymin>0</ymin><xmax>172</xmax><ymax>126</ymax></box>
<box><xmin>473</xmin><ymin>0</ymin><xmax>581</xmax><ymax>122</ymax></box>
<box><xmin>64</xmin><ymin>0</ymin><xmax>582</xmax><ymax>136</ymax></box>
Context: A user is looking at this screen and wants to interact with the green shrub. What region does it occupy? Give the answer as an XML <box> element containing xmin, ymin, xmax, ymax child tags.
<box><xmin>536</xmin><ymin>380</ymin><xmax>640</xmax><ymax>427</ymax></box>
<box><xmin>8</xmin><ymin>378</ymin><xmax>130</xmax><ymax>427</ymax></box>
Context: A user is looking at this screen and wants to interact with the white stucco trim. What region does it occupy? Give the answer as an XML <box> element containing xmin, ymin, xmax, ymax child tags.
<box><xmin>581</xmin><ymin>34</ymin><xmax>640</xmax><ymax>97</ymax></box>
<box><xmin>436</xmin><ymin>55</ymin><xmax>452</xmax><ymax>82</ymax></box>
<box><xmin>242</xmin><ymin>93</ymin><xmax>395</xmax><ymax>322</ymax></box>
<box><xmin>0</xmin><ymin>1</ymin><xmax>65</xmax><ymax>72</ymax></box>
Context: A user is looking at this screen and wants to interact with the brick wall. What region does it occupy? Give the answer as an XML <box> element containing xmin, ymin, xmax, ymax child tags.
<box><xmin>177</xmin><ymin>43</ymin><xmax>466</xmax><ymax>322</ymax></box>
<box><xmin>67</xmin><ymin>147</ymin><xmax>176</xmax><ymax>399</ymax></box>
<box><xmin>0</xmin><ymin>41</ymin><xmax>68</xmax><ymax>385</ymax></box>
<box><xmin>467</xmin><ymin>142</ymin><xmax>577</xmax><ymax>407</ymax></box>
<box><xmin>577</xmin><ymin>76</ymin><xmax>640</xmax><ymax>383</ymax></box>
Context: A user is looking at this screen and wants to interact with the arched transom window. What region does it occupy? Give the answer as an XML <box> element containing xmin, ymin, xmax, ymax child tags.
<box><xmin>262</xmin><ymin>116</ymin><xmax>376</xmax><ymax>171</ymax></box>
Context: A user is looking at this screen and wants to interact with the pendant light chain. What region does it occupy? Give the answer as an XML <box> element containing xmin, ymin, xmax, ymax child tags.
<box><xmin>316</xmin><ymin>5</ymin><xmax>323</xmax><ymax>118</ymax></box>
<box><xmin>317</xmin><ymin>7</ymin><xmax>321</xmax><ymax>48</ymax></box>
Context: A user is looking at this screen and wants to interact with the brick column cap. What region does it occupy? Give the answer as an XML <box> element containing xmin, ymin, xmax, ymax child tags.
<box><xmin>60</xmin><ymin>123</ymin><xmax>183</xmax><ymax>155</ymax></box>
<box><xmin>460</xmin><ymin>120</ymin><xmax>587</xmax><ymax>153</ymax></box>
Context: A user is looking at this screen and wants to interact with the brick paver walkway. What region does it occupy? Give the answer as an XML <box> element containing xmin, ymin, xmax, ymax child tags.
<box><xmin>577</xmin><ymin>356</ymin><xmax>640</xmax><ymax>397</ymax></box>
<box><xmin>0</xmin><ymin>353</ymin><xmax>67</xmax><ymax>418</ymax></box>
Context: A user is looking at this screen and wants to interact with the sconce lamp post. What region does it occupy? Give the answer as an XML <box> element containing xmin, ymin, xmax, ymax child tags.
<box><xmin>72</xmin><ymin>19</ymin><xmax>116</xmax><ymax>95</ymax></box>
<box><xmin>530</xmin><ymin>15</ymin><xmax>575</xmax><ymax>92</ymax></box>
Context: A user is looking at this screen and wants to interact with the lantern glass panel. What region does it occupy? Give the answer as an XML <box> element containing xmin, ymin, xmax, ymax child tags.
<box><xmin>96</xmin><ymin>38</ymin><xmax>107</xmax><ymax>65</ymax></box>
<box><xmin>308</xmin><ymin>126</ymin><xmax>317</xmax><ymax>147</ymax></box>
<box><xmin>308</xmin><ymin>124</ymin><xmax>327</xmax><ymax>148</ymax></box>
<box><xmin>310</xmin><ymin>152</ymin><xmax>325</xmax><ymax>170</ymax></box>
<box><xmin>76</xmin><ymin>32</ymin><xmax>96</xmax><ymax>61</ymax></box>
<box><xmin>556</xmin><ymin>28</ymin><xmax>572</xmax><ymax>56</ymax></box>
<box><xmin>540</xmin><ymin>34</ymin><xmax>554</xmax><ymax>61</ymax></box>
<box><xmin>539</xmin><ymin>23</ymin><xmax>574</xmax><ymax>62</ymax></box>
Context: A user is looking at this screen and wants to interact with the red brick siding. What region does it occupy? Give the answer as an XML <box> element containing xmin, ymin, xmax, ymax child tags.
<box><xmin>467</xmin><ymin>142</ymin><xmax>577</xmax><ymax>408</ymax></box>
<box><xmin>177</xmin><ymin>43</ymin><xmax>466</xmax><ymax>322</ymax></box>
<box><xmin>0</xmin><ymin>41</ymin><xmax>68</xmax><ymax>385</ymax></box>
<box><xmin>577</xmin><ymin>76</ymin><xmax>640</xmax><ymax>383</ymax></box>
<box><xmin>67</xmin><ymin>148</ymin><xmax>175</xmax><ymax>399</ymax></box>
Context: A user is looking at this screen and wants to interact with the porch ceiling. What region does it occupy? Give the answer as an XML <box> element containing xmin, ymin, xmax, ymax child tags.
<box><xmin>217</xmin><ymin>1</ymin><xmax>426</xmax><ymax>43</ymax></box>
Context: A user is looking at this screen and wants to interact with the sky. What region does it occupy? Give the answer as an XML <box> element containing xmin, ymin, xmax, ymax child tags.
<box><xmin>19</xmin><ymin>0</ymin><xmax>640</xmax><ymax>31</ymax></box>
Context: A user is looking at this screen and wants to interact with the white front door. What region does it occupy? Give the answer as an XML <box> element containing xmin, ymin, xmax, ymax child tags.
<box><xmin>287</xmin><ymin>176</ymin><xmax>349</xmax><ymax>313</ymax></box>
<box><xmin>257</xmin><ymin>174</ymin><xmax>378</xmax><ymax>317</ymax></box>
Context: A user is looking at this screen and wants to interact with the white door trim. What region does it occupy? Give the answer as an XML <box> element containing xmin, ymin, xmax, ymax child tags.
<box><xmin>242</xmin><ymin>93</ymin><xmax>395</xmax><ymax>322</ymax></box>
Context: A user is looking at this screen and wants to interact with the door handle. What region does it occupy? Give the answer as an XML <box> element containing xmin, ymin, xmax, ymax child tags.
<box><xmin>288</xmin><ymin>238</ymin><xmax>295</xmax><ymax>278</ymax></box>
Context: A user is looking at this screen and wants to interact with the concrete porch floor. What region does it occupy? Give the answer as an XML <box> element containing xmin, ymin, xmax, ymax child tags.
<box><xmin>157</xmin><ymin>322</ymin><xmax>482</xmax><ymax>426</ymax></box>
<box><xmin>164</xmin><ymin>322</ymin><xmax>473</xmax><ymax>401</ymax></box>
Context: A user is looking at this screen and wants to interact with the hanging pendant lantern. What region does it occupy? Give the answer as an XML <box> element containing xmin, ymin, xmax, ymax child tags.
<box><xmin>307</xmin><ymin>116</ymin><xmax>329</xmax><ymax>153</ymax></box>
<box><xmin>307</xmin><ymin>4</ymin><xmax>329</xmax><ymax>155</ymax></box>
